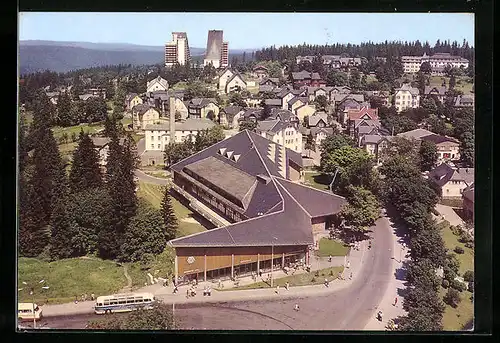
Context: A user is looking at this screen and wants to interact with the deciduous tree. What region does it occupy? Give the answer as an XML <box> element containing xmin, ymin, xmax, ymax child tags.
<box><xmin>419</xmin><ymin>140</ymin><xmax>438</xmax><ymax>172</ymax></box>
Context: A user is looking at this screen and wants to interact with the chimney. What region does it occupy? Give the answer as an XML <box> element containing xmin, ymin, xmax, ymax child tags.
<box><xmin>169</xmin><ymin>96</ymin><xmax>176</xmax><ymax>144</ymax></box>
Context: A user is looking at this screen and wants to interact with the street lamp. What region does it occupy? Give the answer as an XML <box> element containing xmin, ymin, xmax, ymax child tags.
<box><xmin>270</xmin><ymin>236</ymin><xmax>278</xmax><ymax>288</ymax></box>
<box><xmin>19</xmin><ymin>280</ymin><xmax>47</xmax><ymax>329</ymax></box>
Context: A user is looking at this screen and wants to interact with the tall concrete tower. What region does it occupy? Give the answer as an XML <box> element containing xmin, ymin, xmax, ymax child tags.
<box><xmin>203</xmin><ymin>30</ymin><xmax>229</xmax><ymax>69</ymax></box>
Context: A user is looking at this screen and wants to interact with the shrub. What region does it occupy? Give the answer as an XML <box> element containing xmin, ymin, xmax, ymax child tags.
<box><xmin>443</xmin><ymin>288</ymin><xmax>461</xmax><ymax>308</ymax></box>
<box><xmin>454</xmin><ymin>246</ymin><xmax>465</xmax><ymax>254</ymax></box>
<box><xmin>450</xmin><ymin>279</ymin><xmax>466</xmax><ymax>292</ymax></box>
<box><xmin>463</xmin><ymin>270</ymin><xmax>474</xmax><ymax>282</ymax></box>
<box><xmin>459</xmin><ymin>231</ymin><xmax>473</xmax><ymax>244</ymax></box>
<box><xmin>450</xmin><ymin>225</ymin><xmax>461</xmax><ymax>236</ymax></box>
<box><xmin>442</xmin><ymin>279</ymin><xmax>450</xmax><ymax>289</ymax></box>
<box><xmin>443</xmin><ymin>266</ymin><xmax>457</xmax><ymax>282</ymax></box>
<box><xmin>468</xmin><ymin>281</ymin><xmax>474</xmax><ymax>292</ymax></box>
<box><xmin>465</xmin><ymin>242</ymin><xmax>474</xmax><ymax>249</ymax></box>
<box><xmin>311</xmin><ymin>277</ymin><xmax>317</xmax><ymax>283</ymax></box>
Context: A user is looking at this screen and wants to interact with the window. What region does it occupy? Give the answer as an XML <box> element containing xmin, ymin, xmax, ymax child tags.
<box><xmin>158</xmin><ymin>144</ymin><xmax>161</xmax><ymax>149</ymax></box>
<box><xmin>152</xmin><ymin>136</ymin><xmax>155</xmax><ymax>141</ymax></box>
<box><xmin>157</xmin><ymin>136</ymin><xmax>161</xmax><ymax>140</ymax></box>
<box><xmin>151</xmin><ymin>144</ymin><xmax>154</xmax><ymax>149</ymax></box>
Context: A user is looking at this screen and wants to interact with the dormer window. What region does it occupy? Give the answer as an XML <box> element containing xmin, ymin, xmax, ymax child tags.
<box><xmin>226</xmin><ymin>151</ymin><xmax>234</xmax><ymax>159</ymax></box>
<box><xmin>232</xmin><ymin>154</ymin><xmax>241</xmax><ymax>162</ymax></box>
<box><xmin>218</xmin><ymin>148</ymin><xmax>226</xmax><ymax>155</ymax></box>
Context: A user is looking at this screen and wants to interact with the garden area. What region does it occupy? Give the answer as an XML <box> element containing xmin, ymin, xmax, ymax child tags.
<box><xmin>303</xmin><ymin>172</ymin><xmax>331</xmax><ymax>191</ymax></box>
<box><xmin>222</xmin><ymin>266</ymin><xmax>344</xmax><ymax>291</ymax></box>
<box><xmin>437</xmin><ymin>220</ymin><xmax>474</xmax><ymax>330</ymax></box>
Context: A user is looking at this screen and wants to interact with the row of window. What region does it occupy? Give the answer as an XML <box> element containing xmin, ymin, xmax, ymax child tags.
<box><xmin>193</xmin><ymin>185</ymin><xmax>242</xmax><ymax>222</ymax></box>
<box><xmin>151</xmin><ymin>144</ymin><xmax>161</xmax><ymax>149</ymax></box>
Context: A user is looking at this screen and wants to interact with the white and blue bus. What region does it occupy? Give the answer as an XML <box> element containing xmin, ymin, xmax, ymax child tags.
<box><xmin>94</xmin><ymin>292</ymin><xmax>156</xmax><ymax>315</ymax></box>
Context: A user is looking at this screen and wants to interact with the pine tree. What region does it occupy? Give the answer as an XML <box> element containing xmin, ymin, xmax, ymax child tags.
<box><xmin>69</xmin><ymin>130</ymin><xmax>102</xmax><ymax>193</ymax></box>
<box><xmin>27</xmin><ymin>90</ymin><xmax>56</xmax><ymax>150</ymax></box>
<box><xmin>161</xmin><ymin>186</ymin><xmax>178</xmax><ymax>241</ymax></box>
<box><xmin>100</xmin><ymin>133</ymin><xmax>137</xmax><ymax>259</ymax></box>
<box><xmin>18</xmin><ymin>113</ymin><xmax>29</xmax><ymax>173</ymax></box>
<box><xmin>49</xmin><ymin>199</ymin><xmax>77</xmax><ymax>259</ymax></box>
<box><xmin>56</xmin><ymin>91</ymin><xmax>73</xmax><ymax>127</ymax></box>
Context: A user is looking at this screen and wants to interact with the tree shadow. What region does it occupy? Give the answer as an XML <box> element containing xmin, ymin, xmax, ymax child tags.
<box><xmin>396</xmin><ymin>286</ymin><xmax>408</xmax><ymax>298</ymax></box>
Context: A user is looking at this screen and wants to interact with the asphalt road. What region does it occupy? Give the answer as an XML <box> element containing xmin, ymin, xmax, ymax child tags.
<box><xmin>32</xmin><ymin>215</ymin><xmax>393</xmax><ymax>331</ymax></box>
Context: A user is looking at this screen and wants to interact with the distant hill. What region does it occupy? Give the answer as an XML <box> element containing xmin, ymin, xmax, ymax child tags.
<box><xmin>19</xmin><ymin>40</ymin><xmax>258</xmax><ymax>74</ymax></box>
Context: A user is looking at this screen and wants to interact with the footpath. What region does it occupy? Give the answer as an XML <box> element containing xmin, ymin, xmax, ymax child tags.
<box><xmin>41</xmin><ymin>242</ymin><xmax>367</xmax><ymax>318</ymax></box>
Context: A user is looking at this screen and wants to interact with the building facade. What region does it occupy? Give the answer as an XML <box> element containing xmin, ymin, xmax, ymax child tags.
<box><xmin>204</xmin><ymin>30</ymin><xmax>229</xmax><ymax>68</ymax></box>
<box><xmin>165</xmin><ymin>32</ymin><xmax>191</xmax><ymax>67</ymax></box>
<box><xmin>401</xmin><ymin>53</ymin><xmax>470</xmax><ymax>74</ymax></box>
<box><xmin>394</xmin><ymin>83</ymin><xmax>420</xmax><ymax>112</ymax></box>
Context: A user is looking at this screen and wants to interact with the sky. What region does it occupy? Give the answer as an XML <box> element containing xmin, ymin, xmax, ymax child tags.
<box><xmin>19</xmin><ymin>13</ymin><xmax>474</xmax><ymax>49</ymax></box>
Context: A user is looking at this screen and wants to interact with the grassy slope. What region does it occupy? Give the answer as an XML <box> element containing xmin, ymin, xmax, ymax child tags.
<box><xmin>18</xmin><ymin>257</ymin><xmax>128</xmax><ymax>304</ymax></box>
<box><xmin>437</xmin><ymin>220</ymin><xmax>474</xmax><ymax>330</ymax></box>
<box><xmin>136</xmin><ymin>181</ymin><xmax>206</xmax><ymax>238</ymax></box>
<box><xmin>303</xmin><ymin>172</ymin><xmax>330</xmax><ymax>191</ymax></box>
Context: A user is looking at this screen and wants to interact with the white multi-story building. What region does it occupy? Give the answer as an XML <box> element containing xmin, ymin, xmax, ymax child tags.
<box><xmin>256</xmin><ymin>119</ymin><xmax>302</xmax><ymax>154</ymax></box>
<box><xmin>401</xmin><ymin>53</ymin><xmax>470</xmax><ymax>74</ymax></box>
<box><xmin>165</xmin><ymin>32</ymin><xmax>191</xmax><ymax>66</ymax></box>
<box><xmin>394</xmin><ymin>83</ymin><xmax>420</xmax><ymax>112</ymax></box>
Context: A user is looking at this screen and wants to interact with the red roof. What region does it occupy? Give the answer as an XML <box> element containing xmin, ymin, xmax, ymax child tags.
<box><xmin>347</xmin><ymin>107</ymin><xmax>378</xmax><ymax>121</ymax></box>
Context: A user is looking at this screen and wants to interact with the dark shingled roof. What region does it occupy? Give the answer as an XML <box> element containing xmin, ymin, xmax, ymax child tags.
<box><xmin>429</xmin><ymin>163</ymin><xmax>474</xmax><ymax>187</ymax></box>
<box><xmin>420</xmin><ymin>134</ymin><xmax>459</xmax><ymax>145</ymax></box>
<box><xmin>221</xmin><ymin>106</ymin><xmax>244</xmax><ymax>116</ymax></box>
<box><xmin>462</xmin><ymin>183</ymin><xmax>474</xmax><ymax>203</ymax></box>
<box><xmin>169</xmin><ymin>130</ymin><xmax>345</xmax><ymax>248</ymax></box>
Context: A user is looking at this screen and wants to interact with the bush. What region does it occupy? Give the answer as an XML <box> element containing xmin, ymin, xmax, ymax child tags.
<box><xmin>450</xmin><ymin>225</ymin><xmax>461</xmax><ymax>236</ymax></box>
<box><xmin>459</xmin><ymin>231</ymin><xmax>473</xmax><ymax>244</ymax></box>
<box><xmin>443</xmin><ymin>288</ymin><xmax>461</xmax><ymax>308</ymax></box>
<box><xmin>442</xmin><ymin>279</ymin><xmax>450</xmax><ymax>289</ymax></box>
<box><xmin>454</xmin><ymin>246</ymin><xmax>465</xmax><ymax>254</ymax></box>
<box><xmin>468</xmin><ymin>281</ymin><xmax>474</xmax><ymax>292</ymax></box>
<box><xmin>443</xmin><ymin>266</ymin><xmax>457</xmax><ymax>283</ymax></box>
<box><xmin>450</xmin><ymin>279</ymin><xmax>466</xmax><ymax>292</ymax></box>
<box><xmin>465</xmin><ymin>242</ymin><xmax>474</xmax><ymax>249</ymax></box>
<box><xmin>311</xmin><ymin>277</ymin><xmax>316</xmax><ymax>283</ymax></box>
<box><xmin>463</xmin><ymin>270</ymin><xmax>474</xmax><ymax>282</ymax></box>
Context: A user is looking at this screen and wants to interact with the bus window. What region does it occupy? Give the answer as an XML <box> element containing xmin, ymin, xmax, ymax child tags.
<box><xmin>110</xmin><ymin>301</ymin><xmax>117</xmax><ymax>305</ymax></box>
<box><xmin>118</xmin><ymin>300</ymin><xmax>126</xmax><ymax>304</ymax></box>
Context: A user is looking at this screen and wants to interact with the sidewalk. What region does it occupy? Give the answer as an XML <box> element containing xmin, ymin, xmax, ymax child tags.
<box><xmin>363</xmin><ymin>223</ymin><xmax>409</xmax><ymax>330</ymax></box>
<box><xmin>42</xmin><ymin>241</ymin><xmax>368</xmax><ymax>318</ymax></box>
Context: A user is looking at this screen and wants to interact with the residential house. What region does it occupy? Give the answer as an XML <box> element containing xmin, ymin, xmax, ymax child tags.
<box><xmin>218</xmin><ymin>67</ymin><xmax>236</xmax><ymax>91</ymax></box>
<box><xmin>462</xmin><ymin>183</ymin><xmax>474</xmax><ymax>222</ymax></box>
<box><xmin>454</xmin><ymin>95</ymin><xmax>474</xmax><ymax>108</ymax></box>
<box><xmin>259</xmin><ymin>84</ymin><xmax>276</xmax><ymax>93</ymax></box>
<box><xmin>256</xmin><ymin>119</ymin><xmax>303</xmax><ymax>153</ymax></box>
<box><xmin>420</xmin><ymin>134</ymin><xmax>460</xmax><ymax>163</ymax></box>
<box><xmin>365</xmin><ymin>90</ymin><xmax>390</xmax><ymax>107</ymax></box>
<box><xmin>147</xmin><ymin>76</ymin><xmax>169</xmax><ymax>93</ymax></box>
<box><xmin>424</xmin><ymin>86</ymin><xmax>447</xmax><ymax>104</ymax></box>
<box><xmin>307</xmin><ymin>112</ymin><xmax>329</xmax><ymax>129</ymax></box>
<box><xmin>219</xmin><ymin>106</ymin><xmax>245</xmax><ymax>129</ymax></box>
<box><xmin>142</xmin><ymin>118</ymin><xmax>216</xmax><ymax>165</ymax></box>
<box><xmin>269</xmin><ymin>109</ymin><xmax>300</xmax><ymax>126</ymax></box>
<box><xmin>87</xmin><ymin>87</ymin><xmax>107</xmax><ymax>99</ymax></box>
<box><xmin>339</xmin><ymin>57</ymin><xmax>362</xmax><ymax>68</ymax></box>
<box><xmin>306</xmin><ymin>86</ymin><xmax>333</xmax><ymax>102</ymax></box>
<box><xmin>294</xmin><ymin>104</ymin><xmax>317</xmax><ymax>123</ymax></box>
<box><xmin>186</xmin><ymin>98</ymin><xmax>220</xmax><ymax>120</ymax></box>
<box><xmin>263</xmin><ymin>98</ymin><xmax>283</xmax><ymax>109</ymax></box>
<box><xmin>295</xmin><ymin>55</ymin><xmax>315</xmax><ymax>64</ymax></box>
<box><xmin>428</xmin><ymin>164</ymin><xmax>474</xmax><ymax>199</ymax></box>
<box><xmin>288</xmin><ymin>97</ymin><xmax>309</xmax><ymax>113</ymax></box>
<box><xmin>167</xmin><ymin>130</ymin><xmax>347</xmax><ymax>282</ymax></box>
<box><xmin>346</xmin><ymin>107</ymin><xmax>379</xmax><ymax>134</ymax></box>
<box><xmin>359</xmin><ymin>135</ymin><xmax>390</xmax><ymax>165</ymax></box>
<box><xmin>91</xmin><ymin>137</ymin><xmax>125</xmax><ymax>169</ymax></box>
<box><xmin>170</xmin><ymin>96</ymin><xmax>189</xmax><ymax>120</ymax></box>
<box><xmin>397</xmin><ymin>129</ymin><xmax>460</xmax><ymax>163</ymax></box>
<box><xmin>329</xmin><ymin>86</ymin><xmax>352</xmax><ymax>97</ymax></box>
<box><xmin>242</xmin><ymin>108</ymin><xmax>263</xmax><ymax>122</ymax></box>
<box><xmin>334</xmin><ymin>94</ymin><xmax>366</xmax><ymax>121</ymax></box>
<box><xmin>125</xmin><ymin>93</ymin><xmax>143</xmax><ymax>111</ymax></box>
<box><xmin>394</xmin><ymin>83</ymin><xmax>420</xmax><ymax>112</ymax></box>
<box><xmin>259</xmin><ymin>77</ymin><xmax>280</xmax><ymax>87</ymax></box>
<box><xmin>310</xmin><ymin>127</ymin><xmax>335</xmax><ymax>146</ymax></box>
<box><xmin>224</xmin><ymin>73</ymin><xmax>247</xmax><ymax>94</ymax></box>
<box><xmin>132</xmin><ymin>104</ymin><xmax>162</xmax><ymax>130</ymax></box>
<box><xmin>251</xmin><ymin>65</ymin><xmax>269</xmax><ymax>80</ymax></box>
<box><xmin>322</xmin><ymin>55</ymin><xmax>342</xmax><ymax>69</ymax></box>
<box><xmin>243</xmin><ymin>96</ymin><xmax>262</xmax><ymax>108</ymax></box>
<box><xmin>291</xmin><ymin>71</ymin><xmax>326</xmax><ymax>89</ymax></box>
<box><xmin>45</xmin><ymin>91</ymin><xmax>59</xmax><ymax>105</ymax></box>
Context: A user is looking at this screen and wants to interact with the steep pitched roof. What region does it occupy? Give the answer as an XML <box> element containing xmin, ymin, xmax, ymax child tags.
<box><xmin>221</xmin><ymin>106</ymin><xmax>244</xmax><ymax>116</ymax></box>
<box><xmin>424</xmin><ymin>86</ymin><xmax>447</xmax><ymax>96</ymax></box>
<box><xmin>308</xmin><ymin>112</ymin><xmax>329</xmax><ymax>127</ymax></box>
<box><xmin>396</xmin><ymin>128</ymin><xmax>435</xmax><ymax>140</ymax></box>
<box><xmin>188</xmin><ymin>98</ymin><xmax>218</xmax><ymax>108</ymax></box>
<box><xmin>168</xmin><ymin>130</ymin><xmax>346</xmax><ymax>248</ymax></box>
<box><xmin>310</xmin><ymin>127</ymin><xmax>334</xmax><ymax>137</ymax></box>
<box><xmin>429</xmin><ymin>163</ymin><xmax>474</xmax><ymax>187</ymax></box>
<box><xmin>288</xmin><ymin>97</ymin><xmax>308</xmax><ymax>106</ymax></box>
<box><xmin>144</xmin><ymin>118</ymin><xmax>215</xmax><ymax>132</ymax></box>
<box><xmin>420</xmin><ymin>134</ymin><xmax>459</xmax><ymax>145</ymax></box>
<box><xmin>462</xmin><ymin>183</ymin><xmax>474</xmax><ymax>203</ymax></box>
<box><xmin>264</xmin><ymin>99</ymin><xmax>282</xmax><ymax>106</ymax></box>
<box><xmin>347</xmin><ymin>107</ymin><xmax>379</xmax><ymax>121</ymax></box>
<box><xmin>396</xmin><ymin>83</ymin><xmax>419</xmax><ymax>96</ymax></box>
<box><xmin>147</xmin><ymin>76</ymin><xmax>169</xmax><ymax>90</ymax></box>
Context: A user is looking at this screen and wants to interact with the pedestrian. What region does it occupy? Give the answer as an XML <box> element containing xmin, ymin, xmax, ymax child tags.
<box><xmin>394</xmin><ymin>297</ymin><xmax>398</xmax><ymax>307</ymax></box>
<box><xmin>83</xmin><ymin>293</ymin><xmax>87</xmax><ymax>301</ymax></box>
<box><xmin>294</xmin><ymin>304</ymin><xmax>300</xmax><ymax>311</ymax></box>
<box><xmin>91</xmin><ymin>293</ymin><xmax>95</xmax><ymax>301</ymax></box>
<box><xmin>285</xmin><ymin>282</ymin><xmax>290</xmax><ymax>290</ymax></box>
<box><xmin>328</xmin><ymin>255</ymin><xmax>332</xmax><ymax>262</ymax></box>
<box><xmin>74</xmin><ymin>295</ymin><xmax>78</xmax><ymax>304</ymax></box>
<box><xmin>275</xmin><ymin>285</ymin><xmax>280</xmax><ymax>294</ymax></box>
<box><xmin>259</xmin><ymin>271</ymin><xmax>262</xmax><ymax>278</ymax></box>
<box><xmin>186</xmin><ymin>288</ymin><xmax>190</xmax><ymax>298</ymax></box>
<box><xmin>346</xmin><ymin>260</ymin><xmax>350</xmax><ymax>269</ymax></box>
<box><xmin>368</xmin><ymin>241</ymin><xmax>372</xmax><ymax>249</ymax></box>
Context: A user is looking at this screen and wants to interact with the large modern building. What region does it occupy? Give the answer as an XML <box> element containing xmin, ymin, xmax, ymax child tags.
<box><xmin>168</xmin><ymin>130</ymin><xmax>346</xmax><ymax>283</ymax></box>
<box><xmin>401</xmin><ymin>52</ymin><xmax>470</xmax><ymax>74</ymax></box>
<box><xmin>165</xmin><ymin>32</ymin><xmax>191</xmax><ymax>67</ymax></box>
<box><xmin>203</xmin><ymin>30</ymin><xmax>229</xmax><ymax>69</ymax></box>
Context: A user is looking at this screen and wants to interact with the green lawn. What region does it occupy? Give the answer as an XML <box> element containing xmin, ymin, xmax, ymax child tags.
<box><xmin>437</xmin><ymin>220</ymin><xmax>474</xmax><ymax>275</ymax></box>
<box><xmin>172</xmin><ymin>81</ymin><xmax>188</xmax><ymax>90</ymax></box>
<box><xmin>223</xmin><ymin>266</ymin><xmax>344</xmax><ymax>291</ymax></box>
<box><xmin>137</xmin><ymin>181</ymin><xmax>207</xmax><ymax>238</ymax></box>
<box><xmin>303</xmin><ymin>172</ymin><xmax>330</xmax><ymax>191</ymax></box>
<box><xmin>18</xmin><ymin>257</ymin><xmax>129</xmax><ymax>305</ymax></box>
<box><xmin>439</xmin><ymin>286</ymin><xmax>474</xmax><ymax>331</ymax></box>
<box><xmin>315</xmin><ymin>238</ymin><xmax>350</xmax><ymax>257</ymax></box>
<box><xmin>366</xmin><ymin>74</ymin><xmax>378</xmax><ymax>83</ymax></box>
<box><xmin>429</xmin><ymin>76</ymin><xmax>474</xmax><ymax>95</ymax></box>
<box><xmin>52</xmin><ymin>122</ymin><xmax>105</xmax><ymax>140</ymax></box>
